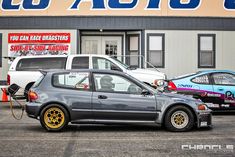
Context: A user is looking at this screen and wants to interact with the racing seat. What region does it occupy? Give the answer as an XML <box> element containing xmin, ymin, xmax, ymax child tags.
<box><xmin>128</xmin><ymin>84</ymin><xmax>141</xmax><ymax>94</ymax></box>
<box><xmin>99</xmin><ymin>75</ymin><xmax>114</xmax><ymax>92</ymax></box>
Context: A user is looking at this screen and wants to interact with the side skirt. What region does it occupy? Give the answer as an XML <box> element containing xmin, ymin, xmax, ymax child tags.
<box><xmin>71</xmin><ymin>119</ymin><xmax>161</xmax><ymax>126</ymax></box>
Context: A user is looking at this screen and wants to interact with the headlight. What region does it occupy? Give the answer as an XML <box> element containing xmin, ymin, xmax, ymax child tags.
<box><xmin>197</xmin><ymin>104</ymin><xmax>208</xmax><ymax>110</ymax></box>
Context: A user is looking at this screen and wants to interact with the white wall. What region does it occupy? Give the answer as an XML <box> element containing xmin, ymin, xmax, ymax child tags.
<box><xmin>145</xmin><ymin>30</ymin><xmax>235</xmax><ymax>79</ymax></box>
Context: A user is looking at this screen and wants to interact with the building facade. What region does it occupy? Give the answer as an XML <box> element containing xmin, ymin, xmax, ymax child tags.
<box><xmin>1</xmin><ymin>0</ymin><xmax>235</xmax><ymax>80</ymax></box>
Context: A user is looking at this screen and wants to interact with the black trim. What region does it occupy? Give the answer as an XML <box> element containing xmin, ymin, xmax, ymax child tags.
<box><xmin>2</xmin><ymin>16</ymin><xmax>235</xmax><ymax>31</ymax></box>
<box><xmin>147</xmin><ymin>33</ymin><xmax>165</xmax><ymax>68</ymax></box>
<box><xmin>141</xmin><ymin>30</ymin><xmax>145</xmax><ymax>68</ymax></box>
<box><xmin>0</xmin><ymin>33</ymin><xmax>2</xmax><ymax>67</ymax></box>
<box><xmin>77</xmin><ymin>30</ymin><xmax>80</xmax><ymax>54</ymax></box>
<box><xmin>198</xmin><ymin>34</ymin><xmax>216</xmax><ymax>68</ymax></box>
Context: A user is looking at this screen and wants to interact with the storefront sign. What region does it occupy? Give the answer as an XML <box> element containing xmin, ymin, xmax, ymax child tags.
<box><xmin>8</xmin><ymin>33</ymin><xmax>71</xmax><ymax>57</ymax></box>
<box><xmin>1</xmin><ymin>0</ymin><xmax>235</xmax><ymax>17</ymax></box>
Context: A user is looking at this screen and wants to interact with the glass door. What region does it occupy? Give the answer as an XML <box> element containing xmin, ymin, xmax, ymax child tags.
<box><xmin>81</xmin><ymin>36</ymin><xmax>122</xmax><ymax>59</ymax></box>
<box><xmin>81</xmin><ymin>36</ymin><xmax>101</xmax><ymax>54</ymax></box>
<box><xmin>101</xmin><ymin>37</ymin><xmax>122</xmax><ymax>58</ymax></box>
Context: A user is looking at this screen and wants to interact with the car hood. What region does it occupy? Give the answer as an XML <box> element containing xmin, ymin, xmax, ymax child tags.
<box><xmin>128</xmin><ymin>68</ymin><xmax>165</xmax><ymax>79</ymax></box>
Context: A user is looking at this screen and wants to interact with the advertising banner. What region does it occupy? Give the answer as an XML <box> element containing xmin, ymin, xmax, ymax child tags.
<box><xmin>8</xmin><ymin>33</ymin><xmax>71</xmax><ymax>57</ymax></box>
<box><xmin>1</xmin><ymin>0</ymin><xmax>235</xmax><ymax>17</ymax></box>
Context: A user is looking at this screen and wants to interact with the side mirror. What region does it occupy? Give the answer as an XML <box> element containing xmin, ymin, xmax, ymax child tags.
<box><xmin>111</xmin><ymin>65</ymin><xmax>121</xmax><ymax>71</ymax></box>
<box><xmin>141</xmin><ymin>89</ymin><xmax>151</xmax><ymax>95</ymax></box>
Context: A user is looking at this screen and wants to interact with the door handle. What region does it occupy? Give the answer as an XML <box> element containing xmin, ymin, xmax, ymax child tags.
<box><xmin>218</xmin><ymin>88</ymin><xmax>224</xmax><ymax>91</ymax></box>
<box><xmin>98</xmin><ymin>95</ymin><xmax>108</xmax><ymax>99</ymax></box>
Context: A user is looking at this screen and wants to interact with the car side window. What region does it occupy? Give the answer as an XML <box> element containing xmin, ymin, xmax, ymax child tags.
<box><xmin>53</xmin><ymin>72</ymin><xmax>90</xmax><ymax>90</ymax></box>
<box><xmin>16</xmin><ymin>57</ymin><xmax>66</xmax><ymax>71</ymax></box>
<box><xmin>212</xmin><ymin>73</ymin><xmax>235</xmax><ymax>86</ymax></box>
<box><xmin>191</xmin><ymin>74</ymin><xmax>209</xmax><ymax>84</ymax></box>
<box><xmin>92</xmin><ymin>57</ymin><xmax>121</xmax><ymax>71</ymax></box>
<box><xmin>93</xmin><ymin>73</ymin><xmax>142</xmax><ymax>94</ymax></box>
<box><xmin>72</xmin><ymin>57</ymin><xmax>89</xmax><ymax>69</ymax></box>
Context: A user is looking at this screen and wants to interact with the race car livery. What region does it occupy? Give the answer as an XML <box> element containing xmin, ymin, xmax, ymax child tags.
<box><xmin>170</xmin><ymin>70</ymin><xmax>235</xmax><ymax>110</ymax></box>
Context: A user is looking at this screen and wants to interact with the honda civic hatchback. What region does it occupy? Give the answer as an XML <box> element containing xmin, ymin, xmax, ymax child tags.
<box><xmin>26</xmin><ymin>70</ymin><xmax>212</xmax><ymax>132</ymax></box>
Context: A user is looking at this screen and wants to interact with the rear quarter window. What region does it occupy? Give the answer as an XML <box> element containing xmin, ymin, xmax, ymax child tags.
<box><xmin>53</xmin><ymin>72</ymin><xmax>90</xmax><ymax>91</ymax></box>
<box><xmin>16</xmin><ymin>57</ymin><xmax>67</xmax><ymax>71</ymax></box>
<box><xmin>191</xmin><ymin>74</ymin><xmax>210</xmax><ymax>84</ymax></box>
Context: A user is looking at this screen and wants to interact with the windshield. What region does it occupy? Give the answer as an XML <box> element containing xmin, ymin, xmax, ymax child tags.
<box><xmin>125</xmin><ymin>73</ymin><xmax>158</xmax><ymax>94</ymax></box>
<box><xmin>110</xmin><ymin>57</ymin><xmax>130</xmax><ymax>69</ymax></box>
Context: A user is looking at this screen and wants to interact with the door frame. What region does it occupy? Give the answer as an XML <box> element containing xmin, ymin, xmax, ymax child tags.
<box><xmin>80</xmin><ymin>34</ymin><xmax>124</xmax><ymax>59</ymax></box>
<box><xmin>126</xmin><ymin>34</ymin><xmax>140</xmax><ymax>68</ymax></box>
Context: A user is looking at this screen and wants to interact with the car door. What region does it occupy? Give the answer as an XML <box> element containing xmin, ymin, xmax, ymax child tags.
<box><xmin>91</xmin><ymin>72</ymin><xmax>157</xmax><ymax>121</ymax></box>
<box><xmin>211</xmin><ymin>72</ymin><xmax>235</xmax><ymax>108</ymax></box>
<box><xmin>53</xmin><ymin>71</ymin><xmax>92</xmax><ymax>120</ymax></box>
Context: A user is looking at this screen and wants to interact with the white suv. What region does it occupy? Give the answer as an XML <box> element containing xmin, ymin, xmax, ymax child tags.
<box><xmin>8</xmin><ymin>55</ymin><xmax>166</xmax><ymax>96</ymax></box>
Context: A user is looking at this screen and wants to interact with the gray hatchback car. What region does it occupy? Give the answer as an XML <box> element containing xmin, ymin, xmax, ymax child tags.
<box><xmin>26</xmin><ymin>70</ymin><xmax>212</xmax><ymax>132</ymax></box>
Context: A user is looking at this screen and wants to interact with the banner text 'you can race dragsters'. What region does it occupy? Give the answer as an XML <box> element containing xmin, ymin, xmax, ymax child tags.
<box><xmin>8</xmin><ymin>33</ymin><xmax>71</xmax><ymax>57</ymax></box>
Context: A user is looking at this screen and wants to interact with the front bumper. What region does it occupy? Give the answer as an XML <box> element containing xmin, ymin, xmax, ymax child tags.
<box><xmin>25</xmin><ymin>102</ymin><xmax>42</xmax><ymax>119</ymax></box>
<box><xmin>197</xmin><ymin>112</ymin><xmax>212</xmax><ymax>128</ymax></box>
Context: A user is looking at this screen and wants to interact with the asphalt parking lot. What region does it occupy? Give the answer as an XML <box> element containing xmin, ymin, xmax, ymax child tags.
<box><xmin>0</xmin><ymin>102</ymin><xmax>234</xmax><ymax>157</ymax></box>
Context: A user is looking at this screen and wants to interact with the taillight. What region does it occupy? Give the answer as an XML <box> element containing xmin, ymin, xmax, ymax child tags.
<box><xmin>7</xmin><ymin>74</ymin><xmax>10</xmax><ymax>85</ymax></box>
<box><xmin>28</xmin><ymin>91</ymin><xmax>38</xmax><ymax>101</ymax></box>
<box><xmin>168</xmin><ymin>81</ymin><xmax>177</xmax><ymax>91</ymax></box>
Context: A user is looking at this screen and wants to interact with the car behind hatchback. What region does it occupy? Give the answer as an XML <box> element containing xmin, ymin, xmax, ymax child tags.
<box><xmin>26</xmin><ymin>70</ymin><xmax>212</xmax><ymax>132</ymax></box>
<box><xmin>169</xmin><ymin>70</ymin><xmax>235</xmax><ymax>110</ymax></box>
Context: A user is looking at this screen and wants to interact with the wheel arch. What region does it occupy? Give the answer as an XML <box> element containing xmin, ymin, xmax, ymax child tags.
<box><xmin>161</xmin><ymin>103</ymin><xmax>197</xmax><ymax>126</ymax></box>
<box><xmin>37</xmin><ymin>101</ymin><xmax>71</xmax><ymax>121</ymax></box>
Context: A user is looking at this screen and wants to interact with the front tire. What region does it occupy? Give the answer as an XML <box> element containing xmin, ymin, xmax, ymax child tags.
<box><xmin>164</xmin><ymin>105</ymin><xmax>194</xmax><ymax>132</ymax></box>
<box><xmin>40</xmin><ymin>104</ymin><xmax>69</xmax><ymax>132</ymax></box>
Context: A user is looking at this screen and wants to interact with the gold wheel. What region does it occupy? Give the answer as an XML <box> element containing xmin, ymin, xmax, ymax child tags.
<box><xmin>170</xmin><ymin>111</ymin><xmax>189</xmax><ymax>129</ymax></box>
<box><xmin>43</xmin><ymin>107</ymin><xmax>65</xmax><ymax>129</ymax></box>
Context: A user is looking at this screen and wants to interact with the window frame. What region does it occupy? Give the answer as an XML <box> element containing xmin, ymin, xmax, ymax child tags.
<box><xmin>71</xmin><ymin>56</ymin><xmax>89</xmax><ymax>69</ymax></box>
<box><xmin>191</xmin><ymin>74</ymin><xmax>211</xmax><ymax>85</ymax></box>
<box><xmin>147</xmin><ymin>33</ymin><xmax>165</xmax><ymax>68</ymax></box>
<box><xmin>92</xmin><ymin>72</ymin><xmax>146</xmax><ymax>95</ymax></box>
<box><xmin>52</xmin><ymin>72</ymin><xmax>92</xmax><ymax>91</ymax></box>
<box><xmin>211</xmin><ymin>72</ymin><xmax>235</xmax><ymax>86</ymax></box>
<box><xmin>198</xmin><ymin>34</ymin><xmax>216</xmax><ymax>68</ymax></box>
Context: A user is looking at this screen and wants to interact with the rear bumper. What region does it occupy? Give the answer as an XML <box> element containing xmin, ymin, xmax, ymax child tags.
<box><xmin>197</xmin><ymin>112</ymin><xmax>212</xmax><ymax>128</ymax></box>
<box><xmin>25</xmin><ymin>102</ymin><xmax>41</xmax><ymax>119</ymax></box>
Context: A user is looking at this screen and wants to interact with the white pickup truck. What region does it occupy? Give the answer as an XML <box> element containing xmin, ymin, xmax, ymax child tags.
<box><xmin>8</xmin><ymin>54</ymin><xmax>166</xmax><ymax>96</ymax></box>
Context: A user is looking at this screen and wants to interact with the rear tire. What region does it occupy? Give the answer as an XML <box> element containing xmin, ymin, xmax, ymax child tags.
<box><xmin>40</xmin><ymin>104</ymin><xmax>69</xmax><ymax>132</ymax></box>
<box><xmin>164</xmin><ymin>105</ymin><xmax>194</xmax><ymax>132</ymax></box>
